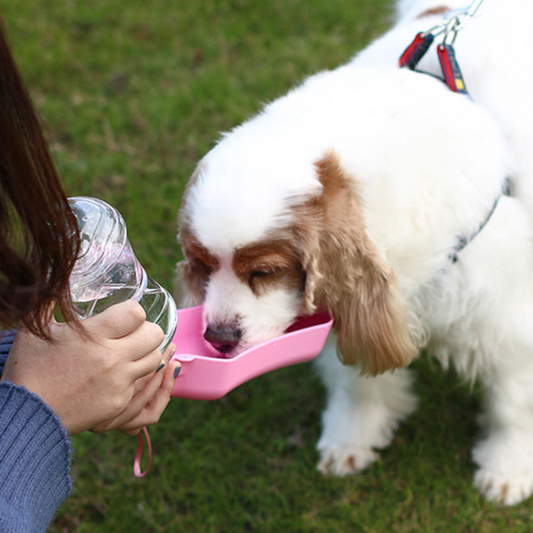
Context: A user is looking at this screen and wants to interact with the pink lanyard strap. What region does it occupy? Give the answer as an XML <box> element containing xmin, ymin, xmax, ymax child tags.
<box><xmin>133</xmin><ymin>426</ymin><xmax>152</xmax><ymax>478</ymax></box>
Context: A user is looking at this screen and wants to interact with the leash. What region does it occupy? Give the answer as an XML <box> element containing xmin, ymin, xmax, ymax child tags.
<box><xmin>399</xmin><ymin>0</ymin><xmax>485</xmax><ymax>95</ymax></box>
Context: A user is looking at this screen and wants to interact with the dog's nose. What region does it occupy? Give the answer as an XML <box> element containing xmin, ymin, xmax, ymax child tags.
<box><xmin>204</xmin><ymin>324</ymin><xmax>242</xmax><ymax>354</ymax></box>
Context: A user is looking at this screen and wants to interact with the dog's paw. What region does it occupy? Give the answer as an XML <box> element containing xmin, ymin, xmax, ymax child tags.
<box><xmin>474</xmin><ymin>469</ymin><xmax>533</xmax><ymax>506</ymax></box>
<box><xmin>317</xmin><ymin>443</ymin><xmax>379</xmax><ymax>476</ymax></box>
<box><xmin>472</xmin><ymin>431</ymin><xmax>533</xmax><ymax>506</ymax></box>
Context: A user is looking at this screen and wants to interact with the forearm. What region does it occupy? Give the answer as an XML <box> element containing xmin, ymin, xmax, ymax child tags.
<box><xmin>0</xmin><ymin>381</ymin><xmax>72</xmax><ymax>532</ymax></box>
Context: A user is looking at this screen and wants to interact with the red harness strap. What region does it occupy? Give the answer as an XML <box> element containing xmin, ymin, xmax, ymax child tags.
<box><xmin>437</xmin><ymin>44</ymin><xmax>468</xmax><ymax>94</ymax></box>
<box><xmin>399</xmin><ymin>31</ymin><xmax>468</xmax><ymax>95</ymax></box>
<box><xmin>399</xmin><ymin>32</ymin><xmax>435</xmax><ymax>70</ymax></box>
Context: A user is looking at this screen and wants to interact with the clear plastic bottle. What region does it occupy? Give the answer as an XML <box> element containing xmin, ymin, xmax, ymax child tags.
<box><xmin>68</xmin><ymin>196</ymin><xmax>177</xmax><ymax>352</ymax></box>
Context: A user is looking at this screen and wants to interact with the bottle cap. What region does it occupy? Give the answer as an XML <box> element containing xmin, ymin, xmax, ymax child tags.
<box><xmin>69</xmin><ymin>197</ymin><xmax>129</xmax><ymax>287</ymax></box>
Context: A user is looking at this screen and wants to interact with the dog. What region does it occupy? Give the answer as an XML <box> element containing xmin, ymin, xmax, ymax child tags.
<box><xmin>176</xmin><ymin>0</ymin><xmax>533</xmax><ymax>505</ymax></box>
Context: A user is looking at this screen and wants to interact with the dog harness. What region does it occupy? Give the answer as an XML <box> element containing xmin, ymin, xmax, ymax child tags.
<box><xmin>399</xmin><ymin>0</ymin><xmax>485</xmax><ymax>95</ymax></box>
<box><xmin>399</xmin><ymin>0</ymin><xmax>510</xmax><ymax>263</ymax></box>
<box><xmin>450</xmin><ymin>179</ymin><xmax>511</xmax><ymax>263</ymax></box>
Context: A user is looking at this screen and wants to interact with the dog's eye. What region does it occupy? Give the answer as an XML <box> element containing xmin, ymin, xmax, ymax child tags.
<box><xmin>250</xmin><ymin>269</ymin><xmax>272</xmax><ymax>279</ymax></box>
<box><xmin>248</xmin><ymin>269</ymin><xmax>276</xmax><ymax>293</ymax></box>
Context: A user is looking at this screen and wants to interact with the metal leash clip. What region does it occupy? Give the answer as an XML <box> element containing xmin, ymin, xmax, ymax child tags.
<box><xmin>442</xmin><ymin>0</ymin><xmax>485</xmax><ymax>38</ymax></box>
<box><xmin>399</xmin><ymin>0</ymin><xmax>485</xmax><ymax>94</ymax></box>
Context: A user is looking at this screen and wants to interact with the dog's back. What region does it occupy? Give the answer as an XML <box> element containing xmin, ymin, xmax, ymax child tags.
<box><xmin>354</xmin><ymin>0</ymin><xmax>533</xmax><ymax>229</ymax></box>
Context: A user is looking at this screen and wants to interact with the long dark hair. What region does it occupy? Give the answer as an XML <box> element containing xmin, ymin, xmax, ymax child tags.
<box><xmin>0</xmin><ymin>19</ymin><xmax>80</xmax><ymax>337</ymax></box>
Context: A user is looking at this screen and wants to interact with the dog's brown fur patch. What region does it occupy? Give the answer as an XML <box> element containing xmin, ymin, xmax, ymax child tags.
<box><xmin>233</xmin><ymin>241</ymin><xmax>305</xmax><ymax>296</ymax></box>
<box><xmin>176</xmin><ymin>227</ymin><xmax>220</xmax><ymax>301</ymax></box>
<box><xmin>417</xmin><ymin>6</ymin><xmax>451</xmax><ymax>18</ymax></box>
<box><xmin>292</xmin><ymin>150</ymin><xmax>418</xmax><ymax>375</ymax></box>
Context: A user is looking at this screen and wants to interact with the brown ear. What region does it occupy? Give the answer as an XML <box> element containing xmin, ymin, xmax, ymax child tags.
<box><xmin>174</xmin><ymin>259</ymin><xmax>205</xmax><ymax>308</ymax></box>
<box><xmin>300</xmin><ymin>151</ymin><xmax>418</xmax><ymax>375</ymax></box>
<box><xmin>175</xmin><ymin>176</ymin><xmax>214</xmax><ymax>308</ymax></box>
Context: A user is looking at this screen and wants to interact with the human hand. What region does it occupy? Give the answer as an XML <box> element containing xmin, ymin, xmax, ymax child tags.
<box><xmin>90</xmin><ymin>349</ymin><xmax>181</xmax><ymax>435</ymax></box>
<box><xmin>1</xmin><ymin>300</ymin><xmax>170</xmax><ymax>435</ymax></box>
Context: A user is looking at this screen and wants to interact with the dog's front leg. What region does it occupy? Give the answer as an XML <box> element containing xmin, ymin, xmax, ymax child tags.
<box><xmin>315</xmin><ymin>335</ymin><xmax>418</xmax><ymax>476</ymax></box>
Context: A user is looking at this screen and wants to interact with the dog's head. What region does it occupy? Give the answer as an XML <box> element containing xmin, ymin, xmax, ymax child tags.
<box><xmin>177</xmin><ymin>143</ymin><xmax>417</xmax><ymax>375</ymax></box>
<box><xmin>176</xmin><ymin>67</ymin><xmax>508</xmax><ymax>375</ymax></box>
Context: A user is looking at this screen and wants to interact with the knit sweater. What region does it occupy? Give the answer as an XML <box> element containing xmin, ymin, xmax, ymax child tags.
<box><xmin>0</xmin><ymin>330</ymin><xmax>72</xmax><ymax>532</ymax></box>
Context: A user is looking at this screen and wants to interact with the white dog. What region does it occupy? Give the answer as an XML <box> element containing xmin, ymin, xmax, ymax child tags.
<box><xmin>177</xmin><ymin>0</ymin><xmax>533</xmax><ymax>505</ymax></box>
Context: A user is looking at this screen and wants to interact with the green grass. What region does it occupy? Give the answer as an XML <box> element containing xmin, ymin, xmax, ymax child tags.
<box><xmin>3</xmin><ymin>1</ymin><xmax>533</xmax><ymax>531</ymax></box>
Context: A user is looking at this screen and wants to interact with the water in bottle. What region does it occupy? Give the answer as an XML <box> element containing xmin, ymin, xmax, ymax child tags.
<box><xmin>68</xmin><ymin>196</ymin><xmax>177</xmax><ymax>352</ymax></box>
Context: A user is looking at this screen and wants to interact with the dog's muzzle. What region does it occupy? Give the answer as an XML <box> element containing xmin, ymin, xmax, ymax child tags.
<box><xmin>204</xmin><ymin>323</ymin><xmax>242</xmax><ymax>354</ymax></box>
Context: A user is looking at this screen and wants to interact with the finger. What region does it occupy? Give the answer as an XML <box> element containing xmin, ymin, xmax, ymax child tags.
<box><xmin>127</xmin><ymin>340</ymin><xmax>176</xmax><ymax>385</ymax></box>
<box><xmin>90</xmin><ymin>357</ymin><xmax>179</xmax><ymax>434</ymax></box>
<box><xmin>105</xmin><ymin>321</ymin><xmax>165</xmax><ymax>377</ymax></box>
<box><xmin>126</xmin><ymin>348</ymin><xmax>169</xmax><ymax>387</ymax></box>
<box><xmin>131</xmin><ymin>343</ymin><xmax>175</xmax><ymax>395</ymax></box>
<box><xmin>90</xmin><ymin>370</ymin><xmax>165</xmax><ymax>433</ymax></box>
<box><xmin>156</xmin><ymin>342</ymin><xmax>176</xmax><ymax>373</ymax></box>
<box><xmin>86</xmin><ymin>300</ymin><xmax>147</xmax><ymax>339</ymax></box>
<box><xmin>117</xmin><ymin>360</ymin><xmax>172</xmax><ymax>427</ymax></box>
<box><xmin>114</xmin><ymin>361</ymin><xmax>180</xmax><ymax>433</ymax></box>
<box><xmin>121</xmin><ymin>428</ymin><xmax>142</xmax><ymax>437</ymax></box>
<box><xmin>122</xmin><ymin>321</ymin><xmax>165</xmax><ymax>362</ymax></box>
<box><xmin>132</xmin><ymin>373</ymin><xmax>153</xmax><ymax>396</ymax></box>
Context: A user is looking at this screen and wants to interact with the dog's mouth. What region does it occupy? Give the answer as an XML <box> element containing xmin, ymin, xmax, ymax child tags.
<box><xmin>203</xmin><ymin>322</ymin><xmax>244</xmax><ymax>358</ymax></box>
<box><xmin>202</xmin><ymin>322</ymin><xmax>291</xmax><ymax>359</ymax></box>
<box><xmin>203</xmin><ymin>340</ymin><xmax>249</xmax><ymax>359</ymax></box>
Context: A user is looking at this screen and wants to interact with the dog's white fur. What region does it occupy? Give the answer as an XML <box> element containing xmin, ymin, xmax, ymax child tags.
<box><xmin>177</xmin><ymin>0</ymin><xmax>533</xmax><ymax>505</ymax></box>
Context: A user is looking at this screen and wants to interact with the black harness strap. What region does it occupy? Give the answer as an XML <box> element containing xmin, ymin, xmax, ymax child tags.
<box><xmin>450</xmin><ymin>179</ymin><xmax>511</xmax><ymax>263</ymax></box>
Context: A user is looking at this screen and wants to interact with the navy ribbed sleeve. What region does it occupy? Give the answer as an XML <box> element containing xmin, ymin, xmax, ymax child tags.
<box><xmin>0</xmin><ymin>331</ymin><xmax>73</xmax><ymax>532</ymax></box>
<box><xmin>0</xmin><ymin>329</ymin><xmax>17</xmax><ymax>375</ymax></box>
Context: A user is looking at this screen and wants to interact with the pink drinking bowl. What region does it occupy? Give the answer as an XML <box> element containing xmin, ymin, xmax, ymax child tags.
<box><xmin>170</xmin><ymin>306</ymin><xmax>333</xmax><ymax>400</ymax></box>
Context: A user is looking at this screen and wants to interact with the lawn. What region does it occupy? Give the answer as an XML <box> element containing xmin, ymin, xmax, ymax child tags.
<box><xmin>3</xmin><ymin>0</ymin><xmax>533</xmax><ymax>531</ymax></box>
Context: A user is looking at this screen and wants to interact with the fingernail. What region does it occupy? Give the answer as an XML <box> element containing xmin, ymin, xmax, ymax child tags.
<box><xmin>174</xmin><ymin>365</ymin><xmax>181</xmax><ymax>379</ymax></box>
<box><xmin>155</xmin><ymin>360</ymin><xmax>166</xmax><ymax>373</ymax></box>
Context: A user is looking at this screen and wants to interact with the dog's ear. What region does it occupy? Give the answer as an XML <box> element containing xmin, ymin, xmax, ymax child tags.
<box><xmin>174</xmin><ymin>259</ymin><xmax>205</xmax><ymax>308</ymax></box>
<box><xmin>174</xmin><ymin>235</ymin><xmax>216</xmax><ymax>308</ymax></box>
<box><xmin>301</xmin><ymin>151</ymin><xmax>418</xmax><ymax>375</ymax></box>
<box><xmin>175</xmin><ymin>183</ymin><xmax>212</xmax><ymax>308</ymax></box>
